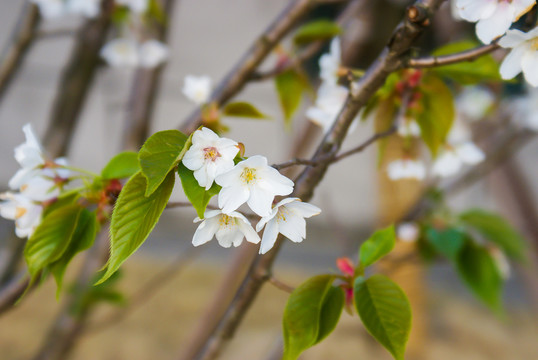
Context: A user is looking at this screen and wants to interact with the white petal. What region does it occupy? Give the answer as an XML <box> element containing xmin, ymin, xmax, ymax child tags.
<box><xmin>432</xmin><ymin>151</ymin><xmax>462</xmax><ymax>177</ymax></box>
<box><xmin>278</xmin><ymin>213</ymin><xmax>306</xmax><ymax>243</ymax></box>
<box><xmin>521</xmin><ymin>49</ymin><xmax>538</xmax><ymax>87</ymax></box>
<box><xmin>193</xmin><ymin>168</ymin><xmax>209</xmax><ymax>189</ymax></box>
<box><xmin>499</xmin><ymin>45</ymin><xmax>526</xmax><ymax>80</ymax></box>
<box><xmin>215</xmin><ymin>226</ymin><xmax>241</xmax><ymax>248</ymax></box>
<box><xmin>182</xmin><ymin>75</ymin><xmax>212</xmax><ymax>105</ymax></box>
<box><xmin>241</xmin><ymin>155</ymin><xmax>268</xmax><ymax>169</ymax></box>
<box><xmin>138</xmin><ymin>40</ymin><xmax>169</xmax><ymax>69</ymax></box>
<box><xmin>456</xmin><ymin>0</ymin><xmax>497</xmax><ymax>22</ymax></box>
<box><xmin>192</xmin><ymin>218</ymin><xmax>219</xmax><ymax>246</ymax></box>
<box><xmin>215</xmin><ymin>166</ymin><xmax>242</xmax><ymax>187</ymax></box>
<box><xmin>218</xmin><ymin>185</ymin><xmax>249</xmax><ymax>214</ymax></box>
<box><xmin>258</xmin><ymin>167</ymin><xmax>294</xmax><ymax>196</ymax></box>
<box><xmin>8</xmin><ymin>168</ymin><xmax>38</xmax><ymax>190</ymax></box>
<box><xmin>100</xmin><ymin>38</ymin><xmax>139</xmax><ymax>68</ymax></box>
<box><xmin>182</xmin><ymin>147</ymin><xmax>205</xmax><ymax>171</ymax></box>
<box><xmin>287</xmin><ymin>201</ymin><xmax>321</xmax><ymax>218</ymax></box>
<box><xmin>238</xmin><ymin>220</ymin><xmax>261</xmax><ymax>244</ymax></box>
<box><xmin>456</xmin><ymin>142</ymin><xmax>485</xmax><ymax>165</ymax></box>
<box><xmin>247</xmin><ymin>187</ymin><xmax>274</xmax><ymax>217</ymax></box>
<box><xmin>475</xmin><ymin>4</ymin><xmax>514</xmax><ymax>44</ymax></box>
<box><xmin>259</xmin><ymin>219</ymin><xmax>279</xmax><ymax>254</ymax></box>
<box><xmin>499</xmin><ymin>29</ymin><xmax>528</xmax><ymax>48</ymax></box>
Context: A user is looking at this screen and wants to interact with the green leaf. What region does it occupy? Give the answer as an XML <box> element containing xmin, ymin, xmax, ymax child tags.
<box><xmin>177</xmin><ymin>163</ymin><xmax>221</xmax><ymax>218</ymax></box>
<box><xmin>416</xmin><ymin>74</ymin><xmax>455</xmax><ymax>157</ymax></box>
<box><xmin>359</xmin><ymin>225</ymin><xmax>396</xmax><ymax>268</ymax></box>
<box><xmin>455</xmin><ymin>242</ymin><xmax>503</xmax><ymax>311</ymax></box>
<box><xmin>283</xmin><ymin>275</ymin><xmax>344</xmax><ymax>360</ymax></box>
<box><xmin>138</xmin><ymin>130</ymin><xmax>187</xmax><ymax>196</ymax></box>
<box><xmin>431</xmin><ymin>41</ymin><xmax>501</xmax><ymax>84</ymax></box>
<box><xmin>101</xmin><ymin>151</ymin><xmax>140</xmax><ymax>180</ymax></box>
<box><xmin>222</xmin><ymin>101</ymin><xmax>270</xmax><ymax>119</ymax></box>
<box><xmin>49</xmin><ymin>209</ymin><xmax>98</xmax><ymax>297</ymax></box>
<box><xmin>425</xmin><ymin>227</ymin><xmax>466</xmax><ymax>260</ymax></box>
<box><xmin>42</xmin><ymin>192</ymin><xmax>79</xmax><ymax>218</ymax></box>
<box><xmin>96</xmin><ymin>171</ymin><xmax>175</xmax><ymax>285</ymax></box>
<box><xmin>459</xmin><ymin>209</ymin><xmax>526</xmax><ymax>260</ymax></box>
<box><xmin>293</xmin><ymin>19</ymin><xmax>342</xmax><ymax>46</ymax></box>
<box><xmin>275</xmin><ymin>70</ymin><xmax>305</xmax><ymax>126</ymax></box>
<box><xmin>354</xmin><ymin>275</ymin><xmax>412</xmax><ymax>360</ymax></box>
<box><xmin>24</xmin><ymin>204</ymin><xmax>84</xmax><ymax>277</ymax></box>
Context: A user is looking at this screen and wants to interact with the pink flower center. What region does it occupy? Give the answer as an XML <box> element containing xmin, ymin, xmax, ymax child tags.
<box><xmin>203</xmin><ymin>147</ymin><xmax>221</xmax><ymax>162</ymax></box>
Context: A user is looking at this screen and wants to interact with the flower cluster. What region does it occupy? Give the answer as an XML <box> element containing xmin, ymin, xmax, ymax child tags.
<box><xmin>0</xmin><ymin>125</ymin><xmax>69</xmax><ymax>238</ymax></box>
<box><xmin>306</xmin><ymin>38</ymin><xmax>359</xmax><ymax>133</ymax></box>
<box><xmin>183</xmin><ymin>128</ymin><xmax>321</xmax><ymax>254</ymax></box>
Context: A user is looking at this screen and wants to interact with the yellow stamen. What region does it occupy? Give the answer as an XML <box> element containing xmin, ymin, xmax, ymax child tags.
<box><xmin>15</xmin><ymin>207</ymin><xmax>27</xmax><ymax>219</ymax></box>
<box><xmin>203</xmin><ymin>146</ymin><xmax>221</xmax><ymax>161</ymax></box>
<box><xmin>531</xmin><ymin>38</ymin><xmax>538</xmax><ymax>51</ymax></box>
<box><xmin>240</xmin><ymin>168</ymin><xmax>257</xmax><ymax>184</ymax></box>
<box><xmin>219</xmin><ymin>214</ymin><xmax>233</xmax><ymax>228</ymax></box>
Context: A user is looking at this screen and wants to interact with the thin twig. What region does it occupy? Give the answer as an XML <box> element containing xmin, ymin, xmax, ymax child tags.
<box><xmin>268</xmin><ymin>276</ymin><xmax>294</xmax><ymax>294</ymax></box>
<box><xmin>405</xmin><ymin>42</ymin><xmax>499</xmax><ymax>68</ymax></box>
<box><xmin>0</xmin><ymin>272</ymin><xmax>30</xmax><ymax>315</ymax></box>
<box><xmin>0</xmin><ymin>2</ymin><xmax>40</xmax><ymax>102</ymax></box>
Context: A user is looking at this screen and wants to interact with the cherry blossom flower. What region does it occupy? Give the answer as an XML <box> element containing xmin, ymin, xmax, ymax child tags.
<box><xmin>319</xmin><ymin>37</ymin><xmax>341</xmax><ymax>85</ymax></box>
<box><xmin>67</xmin><ymin>0</ymin><xmax>101</xmax><ymax>17</ymax></box>
<box><xmin>100</xmin><ymin>38</ymin><xmax>140</xmax><ymax>68</ymax></box>
<box><xmin>397</xmin><ymin>222</ymin><xmax>420</xmax><ymax>243</ymax></box>
<box><xmin>182</xmin><ymin>128</ymin><xmax>239</xmax><ymax>190</ymax></box>
<box><xmin>215</xmin><ymin>155</ymin><xmax>294</xmax><ymax>217</ymax></box>
<box><xmin>31</xmin><ymin>0</ymin><xmax>66</xmax><ymax>19</ymax></box>
<box><xmin>192</xmin><ymin>210</ymin><xmax>260</xmax><ymax>248</ymax></box>
<box><xmin>456</xmin><ymin>87</ymin><xmax>494</xmax><ymax>121</ymax></box>
<box><xmin>510</xmin><ymin>85</ymin><xmax>538</xmax><ymax>130</ymax></box>
<box><xmin>139</xmin><ymin>40</ymin><xmax>170</xmax><ymax>68</ymax></box>
<box><xmin>454</xmin><ymin>0</ymin><xmax>535</xmax><ymax>44</ymax></box>
<box><xmin>182</xmin><ymin>75</ymin><xmax>212</xmax><ymax>105</ymax></box>
<box><xmin>386</xmin><ymin>159</ymin><xmax>426</xmax><ymax>181</ymax></box>
<box><xmin>0</xmin><ymin>193</ymin><xmax>43</xmax><ymax>238</ymax></box>
<box><xmin>116</xmin><ymin>0</ymin><xmax>149</xmax><ymax>13</ymax></box>
<box><xmin>9</xmin><ymin>124</ymin><xmax>46</xmax><ymax>190</ymax></box>
<box><xmin>306</xmin><ymin>83</ymin><xmax>348</xmax><ymax>132</ymax></box>
<box><xmin>396</xmin><ymin>116</ymin><xmax>421</xmax><ymax>138</ymax></box>
<box><xmin>499</xmin><ymin>27</ymin><xmax>538</xmax><ymax>87</ymax></box>
<box><xmin>255</xmin><ymin>198</ymin><xmax>321</xmax><ymax>254</ymax></box>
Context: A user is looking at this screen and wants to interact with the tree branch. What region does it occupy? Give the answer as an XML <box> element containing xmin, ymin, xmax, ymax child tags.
<box><xmin>405</xmin><ymin>42</ymin><xmax>499</xmax><ymax>68</ymax></box>
<box><xmin>186</xmin><ymin>1</ymin><xmax>446</xmax><ymax>359</ymax></box>
<box><xmin>179</xmin><ymin>0</ymin><xmax>337</xmax><ymax>134</ymax></box>
<box><xmin>0</xmin><ymin>2</ymin><xmax>40</xmax><ymax>103</ymax></box>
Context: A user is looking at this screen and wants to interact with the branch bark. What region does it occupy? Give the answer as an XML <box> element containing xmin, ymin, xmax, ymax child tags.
<box><xmin>185</xmin><ymin>1</ymin><xmax>445</xmax><ymax>359</ymax></box>
<box><xmin>0</xmin><ymin>2</ymin><xmax>40</xmax><ymax>103</ymax></box>
<box><xmin>406</xmin><ymin>42</ymin><xmax>499</xmax><ymax>68</ymax></box>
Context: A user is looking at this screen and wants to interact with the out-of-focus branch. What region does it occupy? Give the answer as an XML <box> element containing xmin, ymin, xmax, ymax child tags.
<box><xmin>184</xmin><ymin>2</ymin><xmax>445</xmax><ymax>359</ymax></box>
<box><xmin>42</xmin><ymin>0</ymin><xmax>114</xmax><ymax>157</ymax></box>
<box><xmin>179</xmin><ymin>0</ymin><xmax>343</xmax><ymax>134</ymax></box>
<box><xmin>0</xmin><ymin>272</ymin><xmax>30</xmax><ymax>315</ymax></box>
<box><xmin>0</xmin><ymin>2</ymin><xmax>40</xmax><ymax>102</ymax></box>
<box><xmin>122</xmin><ymin>0</ymin><xmax>178</xmax><ymax>151</ymax></box>
<box><xmin>405</xmin><ymin>42</ymin><xmax>500</xmax><ymax>68</ymax></box>
<box><xmin>268</xmin><ymin>276</ymin><xmax>294</xmax><ymax>293</ymax></box>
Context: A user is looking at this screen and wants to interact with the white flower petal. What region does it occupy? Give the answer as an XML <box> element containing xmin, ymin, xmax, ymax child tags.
<box><xmin>499</xmin><ymin>29</ymin><xmax>528</xmax><ymax>48</ymax></box>
<box><xmin>259</xmin><ymin>219</ymin><xmax>279</xmax><ymax>254</ymax></box>
<box><xmin>278</xmin><ymin>213</ymin><xmax>306</xmax><ymax>243</ymax></box>
<box><xmin>287</xmin><ymin>201</ymin><xmax>321</xmax><ymax>218</ymax></box>
<box><xmin>456</xmin><ymin>142</ymin><xmax>485</xmax><ymax>165</ymax></box>
<box><xmin>475</xmin><ymin>3</ymin><xmax>514</xmax><ymax>44</ymax></box>
<box><xmin>521</xmin><ymin>49</ymin><xmax>538</xmax><ymax>87</ymax></box>
<box><xmin>237</xmin><ymin>220</ymin><xmax>261</xmax><ymax>244</ymax></box>
<box><xmin>182</xmin><ymin>75</ymin><xmax>212</xmax><ymax>105</ymax></box>
<box><xmin>500</xmin><ymin>45</ymin><xmax>526</xmax><ymax>80</ymax></box>
<box><xmin>192</xmin><ymin>218</ymin><xmax>219</xmax><ymax>246</ymax></box>
<box><xmin>456</xmin><ymin>0</ymin><xmax>497</xmax><ymax>22</ymax></box>
<box><xmin>218</xmin><ymin>185</ymin><xmax>249</xmax><ymax>214</ymax></box>
<box><xmin>139</xmin><ymin>40</ymin><xmax>169</xmax><ymax>69</ymax></box>
<box><xmin>247</xmin><ymin>187</ymin><xmax>274</xmax><ymax>217</ymax></box>
<box><xmin>432</xmin><ymin>151</ymin><xmax>462</xmax><ymax>178</ymax></box>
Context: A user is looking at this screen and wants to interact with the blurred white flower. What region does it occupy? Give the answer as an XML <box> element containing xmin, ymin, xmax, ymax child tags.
<box><xmin>432</xmin><ymin>142</ymin><xmax>485</xmax><ymax>178</ymax></box>
<box><xmin>215</xmin><ymin>155</ymin><xmax>294</xmax><ymax>217</ymax></box>
<box><xmin>499</xmin><ymin>27</ymin><xmax>538</xmax><ymax>87</ymax></box>
<box><xmin>386</xmin><ymin>159</ymin><xmax>426</xmax><ymax>181</ymax></box>
<box><xmin>182</xmin><ymin>128</ymin><xmax>239</xmax><ymax>190</ymax></box>
<box><xmin>100</xmin><ymin>38</ymin><xmax>140</xmax><ymax>68</ymax></box>
<box><xmin>454</xmin><ymin>0</ymin><xmax>535</xmax><ymax>44</ymax></box>
<box><xmin>182</xmin><ymin>75</ymin><xmax>212</xmax><ymax>105</ymax></box>
<box><xmin>306</xmin><ymin>83</ymin><xmax>358</xmax><ymax>133</ymax></box>
<box><xmin>0</xmin><ymin>193</ymin><xmax>43</xmax><ymax>238</ymax></box>
<box><xmin>116</xmin><ymin>0</ymin><xmax>149</xmax><ymax>13</ymax></box>
<box><xmin>255</xmin><ymin>198</ymin><xmax>321</xmax><ymax>254</ymax></box>
<box><xmin>457</xmin><ymin>87</ymin><xmax>494</xmax><ymax>121</ymax></box>
<box><xmin>139</xmin><ymin>40</ymin><xmax>169</xmax><ymax>68</ymax></box>
<box><xmin>396</xmin><ymin>116</ymin><xmax>421</xmax><ymax>138</ymax></box>
<box><xmin>31</xmin><ymin>0</ymin><xmax>66</xmax><ymax>19</ymax></box>
<box><xmin>192</xmin><ymin>210</ymin><xmax>260</xmax><ymax>248</ymax></box>
<box><xmin>397</xmin><ymin>222</ymin><xmax>420</xmax><ymax>243</ymax></box>
<box><xmin>20</xmin><ymin>176</ymin><xmax>59</xmax><ymax>202</ymax></box>
<box><xmin>67</xmin><ymin>0</ymin><xmax>101</xmax><ymax>17</ymax></box>
<box><xmin>319</xmin><ymin>37</ymin><xmax>341</xmax><ymax>85</ymax></box>
<box><xmin>9</xmin><ymin>124</ymin><xmax>45</xmax><ymax>190</ymax></box>
<box><xmin>511</xmin><ymin>86</ymin><xmax>538</xmax><ymax>130</ymax></box>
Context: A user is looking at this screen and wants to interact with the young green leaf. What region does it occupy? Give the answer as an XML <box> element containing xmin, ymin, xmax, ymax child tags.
<box><xmin>425</xmin><ymin>227</ymin><xmax>466</xmax><ymax>260</ymax></box>
<box><xmin>138</xmin><ymin>129</ymin><xmax>188</xmax><ymax>196</ymax></box>
<box><xmin>275</xmin><ymin>69</ymin><xmax>306</xmax><ymax>126</ymax></box>
<box><xmin>416</xmin><ymin>74</ymin><xmax>455</xmax><ymax>157</ymax></box>
<box><xmin>177</xmin><ymin>163</ymin><xmax>221</xmax><ymax>218</ymax></box>
<box><xmin>101</xmin><ymin>151</ymin><xmax>140</xmax><ymax>180</ymax></box>
<box><xmin>222</xmin><ymin>101</ymin><xmax>270</xmax><ymax>119</ymax></box>
<box><xmin>42</xmin><ymin>192</ymin><xmax>80</xmax><ymax>218</ymax></box>
<box><xmin>283</xmin><ymin>275</ymin><xmax>344</xmax><ymax>360</ymax></box>
<box><xmin>354</xmin><ymin>275</ymin><xmax>412</xmax><ymax>360</ymax></box>
<box><xmin>49</xmin><ymin>209</ymin><xmax>98</xmax><ymax>297</ymax></box>
<box><xmin>430</xmin><ymin>41</ymin><xmax>501</xmax><ymax>84</ymax></box>
<box><xmin>96</xmin><ymin>171</ymin><xmax>175</xmax><ymax>285</ymax></box>
<box><xmin>459</xmin><ymin>209</ymin><xmax>525</xmax><ymax>260</ymax></box>
<box><xmin>293</xmin><ymin>19</ymin><xmax>341</xmax><ymax>46</ymax></box>
<box><xmin>24</xmin><ymin>204</ymin><xmax>84</xmax><ymax>277</ymax></box>
<box><xmin>359</xmin><ymin>225</ymin><xmax>395</xmax><ymax>268</ymax></box>
<box><xmin>455</xmin><ymin>241</ymin><xmax>503</xmax><ymax>311</ymax></box>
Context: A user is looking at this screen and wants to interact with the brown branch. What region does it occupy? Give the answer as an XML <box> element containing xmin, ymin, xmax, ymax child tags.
<box><xmin>0</xmin><ymin>2</ymin><xmax>40</xmax><ymax>102</ymax></box>
<box><xmin>122</xmin><ymin>0</ymin><xmax>178</xmax><ymax>151</ymax></box>
<box><xmin>405</xmin><ymin>42</ymin><xmax>499</xmax><ymax>68</ymax></box>
<box><xmin>0</xmin><ymin>272</ymin><xmax>30</xmax><ymax>315</ymax></box>
<box><xmin>179</xmin><ymin>0</ymin><xmax>334</xmax><ymax>134</ymax></box>
<box><xmin>268</xmin><ymin>276</ymin><xmax>294</xmax><ymax>293</ymax></box>
<box><xmin>42</xmin><ymin>0</ymin><xmax>114</xmax><ymax>157</ymax></box>
<box><xmin>186</xmin><ymin>1</ymin><xmax>446</xmax><ymax>359</ymax></box>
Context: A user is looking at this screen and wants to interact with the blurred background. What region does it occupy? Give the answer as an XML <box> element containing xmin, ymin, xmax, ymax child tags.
<box><xmin>0</xmin><ymin>0</ymin><xmax>537</xmax><ymax>359</ymax></box>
